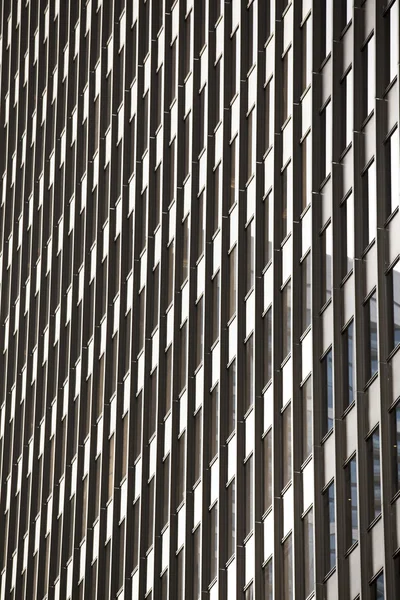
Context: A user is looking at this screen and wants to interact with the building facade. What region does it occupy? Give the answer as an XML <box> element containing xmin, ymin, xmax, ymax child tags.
<box><xmin>1</xmin><ymin>0</ymin><xmax>400</xmax><ymax>598</ymax></box>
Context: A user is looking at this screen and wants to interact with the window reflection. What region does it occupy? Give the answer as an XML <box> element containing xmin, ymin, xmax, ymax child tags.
<box><xmin>321</xmin><ymin>223</ymin><xmax>332</xmax><ymax>306</ymax></box>
<box><xmin>302</xmin><ymin>253</ymin><xmax>311</xmax><ymax>333</ymax></box>
<box><xmin>283</xmin><ymin>534</ymin><xmax>293</xmax><ymax>600</ymax></box>
<box><xmin>345</xmin><ymin>456</ymin><xmax>358</xmax><ymax>549</ymax></box>
<box><xmin>324</xmin><ymin>482</ymin><xmax>336</xmax><ymax>573</ymax></box>
<box><xmin>282</xmin><ymin>405</ymin><xmax>292</xmax><ymax>488</ymax></box>
<box><xmin>322</xmin><ymin>349</ymin><xmax>333</xmax><ymax>436</ymax></box>
<box><xmin>302</xmin><ymin>377</ymin><xmax>312</xmax><ymax>462</ymax></box>
<box><xmin>303</xmin><ymin>509</ymin><xmax>314</xmax><ymax>598</ymax></box>
<box><xmin>368</xmin><ymin>428</ymin><xmax>381</xmax><ymax>522</ymax></box>
<box><xmin>365</xmin><ymin>292</ymin><xmax>378</xmax><ymax>380</ymax></box>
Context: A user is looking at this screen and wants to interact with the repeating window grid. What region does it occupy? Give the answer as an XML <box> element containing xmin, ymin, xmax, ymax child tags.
<box><xmin>0</xmin><ymin>0</ymin><xmax>398</xmax><ymax>596</ymax></box>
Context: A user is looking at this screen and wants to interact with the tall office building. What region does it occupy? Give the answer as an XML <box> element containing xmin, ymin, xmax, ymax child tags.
<box><xmin>1</xmin><ymin>0</ymin><xmax>400</xmax><ymax>598</ymax></box>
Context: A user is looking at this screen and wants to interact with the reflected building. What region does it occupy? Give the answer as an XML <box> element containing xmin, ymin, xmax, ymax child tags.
<box><xmin>1</xmin><ymin>1</ymin><xmax>400</xmax><ymax>599</ymax></box>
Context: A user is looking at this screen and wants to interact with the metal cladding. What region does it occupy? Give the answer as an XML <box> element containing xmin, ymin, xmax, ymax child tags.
<box><xmin>0</xmin><ymin>1</ymin><xmax>400</xmax><ymax>599</ymax></box>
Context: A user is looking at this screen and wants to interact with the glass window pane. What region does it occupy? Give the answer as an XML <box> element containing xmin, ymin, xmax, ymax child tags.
<box><xmin>246</xmin><ymin>220</ymin><xmax>255</xmax><ymax>294</ymax></box>
<box><xmin>302</xmin><ymin>253</ymin><xmax>311</xmax><ymax>333</ymax></box>
<box><xmin>303</xmin><ymin>509</ymin><xmax>314</xmax><ymax>598</ymax></box>
<box><xmin>245</xmin><ymin>334</ymin><xmax>254</xmax><ymax>412</ymax></box>
<box><xmin>343</xmin><ymin>322</ymin><xmax>355</xmax><ymax>407</ymax></box>
<box><xmin>210</xmin><ymin>385</ymin><xmax>219</xmax><ymax>462</ymax></box>
<box><xmin>372</xmin><ymin>572</ymin><xmax>385</xmax><ymax>600</ymax></box>
<box><xmin>263</xmin><ymin>559</ymin><xmax>273</xmax><ymax>600</ymax></box>
<box><xmin>363</xmin><ymin>163</ymin><xmax>377</xmax><ymax>248</ymax></box>
<box><xmin>395</xmin><ymin>404</ymin><xmax>400</xmax><ymax>493</ymax></box>
<box><xmin>264</xmin><ymin>309</ymin><xmax>272</xmax><ymax>386</ymax></box>
<box><xmin>283</xmin><ymin>534</ymin><xmax>293</xmax><ymax>600</ymax></box>
<box><xmin>194</xmin><ymin>409</ymin><xmax>202</xmax><ymax>484</ymax></box>
<box><xmin>195</xmin><ymin>297</ymin><xmax>204</xmax><ymax>369</ymax></box>
<box><xmin>228</xmin><ymin>247</ymin><xmax>237</xmax><ymax>320</ymax></box>
<box><xmin>212</xmin><ymin>272</ymin><xmax>220</xmax><ymax>345</ymax></box>
<box><xmin>282</xmin><ymin>280</ymin><xmax>291</xmax><ymax>359</ymax></box>
<box><xmin>322</xmin><ymin>349</ymin><xmax>333</xmax><ymax>436</ymax></box>
<box><xmin>263</xmin><ymin>193</ymin><xmax>273</xmax><ymax>266</ymax></box>
<box><xmin>321</xmin><ymin>223</ymin><xmax>332</xmax><ymax>306</ymax></box>
<box><xmin>345</xmin><ymin>457</ymin><xmax>359</xmax><ymax>548</ymax></box>
<box><xmin>301</xmin><ymin>133</ymin><xmax>311</xmax><ymax>211</ymax></box>
<box><xmin>369</xmin><ymin>428</ymin><xmax>381</xmax><ymax>522</ymax></box>
<box><xmin>197</xmin><ymin>192</ymin><xmax>204</xmax><ymax>261</ymax></box>
<box><xmin>263</xmin><ymin>430</ymin><xmax>272</xmax><ymax>512</ymax></box>
<box><xmin>324</xmin><ymin>482</ymin><xmax>336</xmax><ymax>573</ymax></box>
<box><xmin>245</xmin><ymin>455</ymin><xmax>253</xmax><ymax>537</ymax></box>
<box><xmin>283</xmin><ymin>405</ymin><xmax>292</xmax><ymax>488</ymax></box>
<box><xmin>227</xmin><ymin>480</ymin><xmax>235</xmax><ymax>559</ymax></box>
<box><xmin>193</xmin><ymin>526</ymin><xmax>201</xmax><ymax>599</ymax></box>
<box><xmin>227</xmin><ymin>360</ymin><xmax>236</xmax><ymax>439</ymax></box>
<box><xmin>210</xmin><ymin>503</ymin><xmax>218</xmax><ymax>582</ymax></box>
<box><xmin>366</xmin><ymin>292</ymin><xmax>378</xmax><ymax>380</ymax></box>
<box><xmin>302</xmin><ymin>377</ymin><xmax>312</xmax><ymax>462</ymax></box>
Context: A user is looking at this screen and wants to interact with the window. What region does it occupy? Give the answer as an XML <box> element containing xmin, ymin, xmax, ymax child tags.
<box><xmin>227</xmin><ymin>480</ymin><xmax>235</xmax><ymax>559</ymax></box>
<box><xmin>193</xmin><ymin>526</ymin><xmax>201</xmax><ymax>599</ymax></box>
<box><xmin>368</xmin><ymin>428</ymin><xmax>381</xmax><ymax>522</ymax></box>
<box><xmin>302</xmin><ymin>253</ymin><xmax>311</xmax><ymax>333</ymax></box>
<box><xmin>324</xmin><ymin>482</ymin><xmax>336</xmax><ymax>574</ymax></box>
<box><xmin>184</xmin><ymin>114</ymin><xmax>190</xmax><ymax>180</ymax></box>
<box><xmin>228</xmin><ymin>247</ymin><xmax>237</xmax><ymax>320</ymax></box>
<box><xmin>194</xmin><ymin>409</ymin><xmax>202</xmax><ymax>484</ymax></box>
<box><xmin>341</xmin><ymin>0</ymin><xmax>352</xmax><ymax>31</ymax></box>
<box><xmin>210</xmin><ymin>503</ymin><xmax>218</xmax><ymax>582</ymax></box>
<box><xmin>230</xmin><ymin>138</ymin><xmax>237</xmax><ymax>209</ymax></box>
<box><xmin>227</xmin><ymin>360</ymin><xmax>236</xmax><ymax>439</ymax></box>
<box><xmin>177</xmin><ymin>433</ymin><xmax>186</xmax><ymax>507</ymax></box>
<box><xmin>263</xmin><ymin>559</ymin><xmax>273</xmax><ymax>600</ymax></box>
<box><xmin>282</xmin><ymin>280</ymin><xmax>291</xmax><ymax>359</ymax></box>
<box><xmin>303</xmin><ymin>509</ymin><xmax>314</xmax><ymax>598</ymax></box>
<box><xmin>210</xmin><ymin>385</ymin><xmax>219</xmax><ymax>462</ymax></box>
<box><xmin>183</xmin><ymin>15</ymin><xmax>191</xmax><ymax>80</ymax></box>
<box><xmin>231</xmin><ymin>31</ymin><xmax>238</xmax><ymax>101</ymax></box>
<box><xmin>247</xmin><ymin>109</ymin><xmax>254</xmax><ymax>181</ymax></box>
<box><xmin>179</xmin><ymin>322</ymin><xmax>187</xmax><ymax>392</ymax></box>
<box><xmin>302</xmin><ymin>377</ymin><xmax>312</xmax><ymax>462</ymax></box>
<box><xmin>282</xmin><ymin>404</ymin><xmax>292</xmax><ymax>488</ymax></box>
<box><xmin>365</xmin><ymin>292</ymin><xmax>378</xmax><ymax>381</ymax></box>
<box><xmin>322</xmin><ymin>349</ymin><xmax>333</xmax><ymax>436</ymax></box>
<box><xmin>282</xmin><ymin>49</ymin><xmax>292</xmax><ymax>124</ymax></box>
<box><xmin>363</xmin><ymin>162</ymin><xmax>377</xmax><ymax>248</ymax></box>
<box><xmin>322</xmin><ymin>0</ymin><xmax>333</xmax><ymax>59</ymax></box>
<box><xmin>385</xmin><ymin>128</ymin><xmax>399</xmax><ymax>217</ymax></box>
<box><xmin>213</xmin><ymin>163</ymin><xmax>221</xmax><ymax>234</ymax></box>
<box><xmin>341</xmin><ymin>193</ymin><xmax>354</xmax><ymax>277</ymax></box>
<box><xmin>246</xmin><ymin>220</ymin><xmax>255</xmax><ymax>294</ymax></box>
<box><xmin>341</xmin><ymin>70</ymin><xmax>353</xmax><ymax>152</ymax></box>
<box><xmin>386</xmin><ymin>1</ymin><xmax>399</xmax><ymax>85</ymax></box>
<box><xmin>345</xmin><ymin>456</ymin><xmax>358</xmax><ymax>549</ymax></box>
<box><xmin>197</xmin><ymin>192</ymin><xmax>204</xmax><ymax>261</ymax></box>
<box><xmin>245</xmin><ymin>455</ymin><xmax>253</xmax><ymax>537</ymax></box>
<box><xmin>371</xmin><ymin>572</ymin><xmax>385</xmax><ymax>600</ymax></box>
<box><xmin>212</xmin><ymin>272</ymin><xmax>220</xmax><ymax>345</ymax></box>
<box><xmin>195</xmin><ymin>297</ymin><xmax>204</xmax><ymax>369</ymax></box>
<box><xmin>362</xmin><ymin>36</ymin><xmax>375</xmax><ymax>119</ymax></box>
<box><xmin>199</xmin><ymin>88</ymin><xmax>205</xmax><ymax>155</ymax></box>
<box><xmin>165</xmin><ymin>346</ymin><xmax>172</xmax><ymax>415</ymax></box>
<box><xmin>263</xmin><ymin>193</ymin><xmax>273</xmax><ymax>267</ymax></box>
<box><xmin>263</xmin><ymin>309</ymin><xmax>272</xmax><ymax>386</ymax></box>
<box><xmin>170</xmin><ymin>40</ymin><xmax>177</xmax><ymax>105</ymax></box>
<box><xmin>320</xmin><ymin>101</ymin><xmax>332</xmax><ymax>182</ymax></box>
<box><xmin>283</xmin><ymin>534</ymin><xmax>293</xmax><ymax>600</ymax></box>
<box><xmin>170</xmin><ymin>139</ymin><xmax>176</xmax><ymax>203</ymax></box>
<box><xmin>302</xmin><ymin>17</ymin><xmax>312</xmax><ymax>93</ymax></box>
<box><xmin>214</xmin><ymin>60</ymin><xmax>221</xmax><ymax>127</ymax></box>
<box><xmin>162</xmin><ymin>455</ymin><xmax>170</xmax><ymax>527</ymax></box>
<box><xmin>247</xmin><ymin>2</ymin><xmax>255</xmax><ymax>71</ymax></box>
<box><xmin>245</xmin><ymin>334</ymin><xmax>254</xmax><ymax>412</ymax></box>
<box><xmin>321</xmin><ymin>223</ymin><xmax>332</xmax><ymax>306</ymax></box>
<box><xmin>281</xmin><ymin>163</ymin><xmax>292</xmax><ymax>240</ymax></box>
<box><xmin>264</xmin><ymin>80</ymin><xmax>273</xmax><ymax>152</ymax></box>
<box><xmin>263</xmin><ymin>430</ymin><xmax>272</xmax><ymax>512</ymax></box>
<box><xmin>301</xmin><ymin>133</ymin><xmax>311</xmax><ymax>211</ymax></box>
<box><xmin>167</xmin><ymin>242</ymin><xmax>174</xmax><ymax>307</ymax></box>
<box><xmin>393</xmin><ymin>403</ymin><xmax>400</xmax><ymax>494</ymax></box>
<box><xmin>343</xmin><ymin>321</ymin><xmax>355</xmax><ymax>408</ymax></box>
<box><xmin>181</xmin><ymin>217</ymin><xmax>189</xmax><ymax>285</ymax></box>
